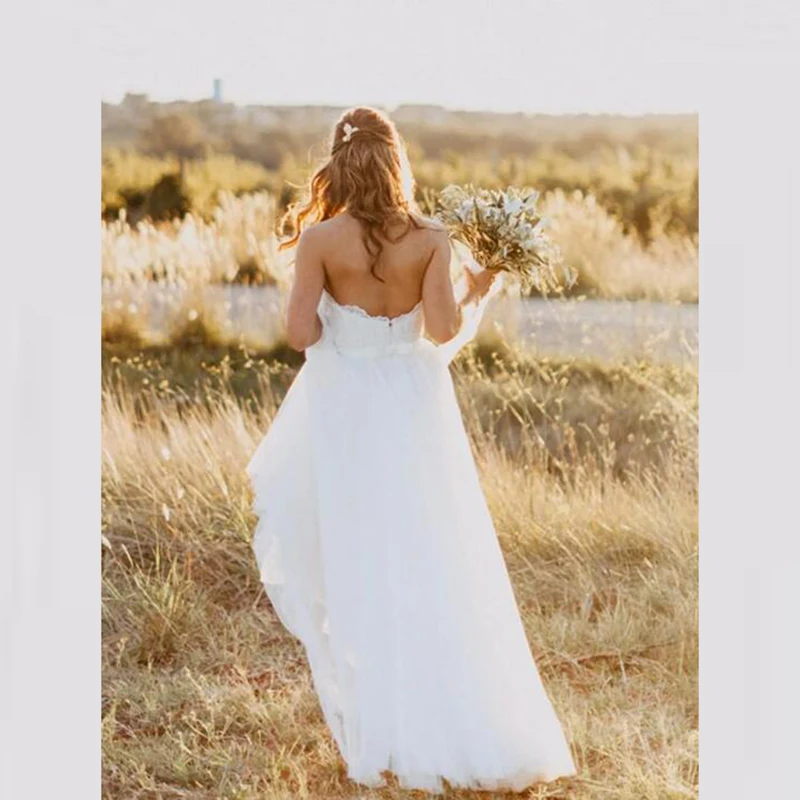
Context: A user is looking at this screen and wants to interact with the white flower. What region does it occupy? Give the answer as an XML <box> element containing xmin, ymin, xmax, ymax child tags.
<box><xmin>503</xmin><ymin>196</ymin><xmax>524</xmax><ymax>216</ymax></box>
<box><xmin>523</xmin><ymin>191</ymin><xmax>540</xmax><ymax>208</ymax></box>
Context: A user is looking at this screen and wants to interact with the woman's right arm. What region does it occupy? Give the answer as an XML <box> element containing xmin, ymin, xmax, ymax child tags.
<box><xmin>285</xmin><ymin>227</ymin><xmax>325</xmax><ymax>351</ymax></box>
<box><xmin>421</xmin><ymin>231</ymin><xmax>496</xmax><ymax>344</ymax></box>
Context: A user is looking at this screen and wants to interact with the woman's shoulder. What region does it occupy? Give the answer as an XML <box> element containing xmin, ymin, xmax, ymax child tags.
<box><xmin>299</xmin><ymin>214</ymin><xmax>356</xmax><ymax>245</ymax></box>
<box><xmin>410</xmin><ymin>213</ymin><xmax>447</xmax><ymax>234</ymax></box>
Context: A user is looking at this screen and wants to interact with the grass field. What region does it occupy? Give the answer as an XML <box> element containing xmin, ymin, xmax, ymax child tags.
<box><xmin>102</xmin><ymin>189</ymin><xmax>698</xmax><ymax>308</ymax></box>
<box><xmin>101</xmin><ymin>344</ymin><xmax>698</xmax><ymax>799</ymax></box>
<box><xmin>101</xmin><ymin>101</ymin><xmax>697</xmax><ymax>800</ymax></box>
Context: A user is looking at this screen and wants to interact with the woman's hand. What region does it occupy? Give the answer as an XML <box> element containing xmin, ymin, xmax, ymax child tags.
<box><xmin>460</xmin><ymin>264</ymin><xmax>498</xmax><ymax>307</ymax></box>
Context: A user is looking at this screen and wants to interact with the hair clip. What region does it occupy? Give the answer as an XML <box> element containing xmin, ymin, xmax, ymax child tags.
<box><xmin>342</xmin><ymin>122</ymin><xmax>359</xmax><ymax>143</ymax></box>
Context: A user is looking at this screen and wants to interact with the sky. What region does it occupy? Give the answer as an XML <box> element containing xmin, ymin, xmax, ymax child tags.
<box><xmin>94</xmin><ymin>0</ymin><xmax>792</xmax><ymax>114</ymax></box>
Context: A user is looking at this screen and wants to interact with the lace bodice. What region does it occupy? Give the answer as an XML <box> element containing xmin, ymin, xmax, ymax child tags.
<box><xmin>311</xmin><ymin>274</ymin><xmax>503</xmax><ymax>362</ymax></box>
<box><xmin>316</xmin><ymin>290</ymin><xmax>425</xmax><ymax>357</ymax></box>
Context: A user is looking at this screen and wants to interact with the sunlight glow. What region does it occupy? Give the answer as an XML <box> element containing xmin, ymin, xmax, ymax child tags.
<box><xmin>98</xmin><ymin>0</ymin><xmax>704</xmax><ymax>114</ymax></box>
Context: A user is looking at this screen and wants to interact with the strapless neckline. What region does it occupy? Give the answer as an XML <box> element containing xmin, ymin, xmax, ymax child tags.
<box><xmin>322</xmin><ymin>289</ymin><xmax>422</xmax><ymax>324</ymax></box>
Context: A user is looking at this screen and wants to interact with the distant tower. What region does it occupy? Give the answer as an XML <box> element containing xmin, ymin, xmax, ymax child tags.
<box><xmin>213</xmin><ymin>78</ymin><xmax>223</xmax><ymax>104</ymax></box>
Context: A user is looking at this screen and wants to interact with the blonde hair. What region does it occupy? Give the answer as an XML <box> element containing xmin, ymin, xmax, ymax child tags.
<box><xmin>280</xmin><ymin>106</ymin><xmax>422</xmax><ymax>280</ymax></box>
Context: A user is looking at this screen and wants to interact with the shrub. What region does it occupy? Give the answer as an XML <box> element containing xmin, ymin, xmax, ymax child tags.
<box><xmin>145</xmin><ymin>172</ymin><xmax>191</xmax><ymax>222</ymax></box>
<box><xmin>102</xmin><ymin>301</ymin><xmax>148</xmax><ymax>348</ymax></box>
<box><xmin>167</xmin><ymin>297</ymin><xmax>231</xmax><ymax>350</ymax></box>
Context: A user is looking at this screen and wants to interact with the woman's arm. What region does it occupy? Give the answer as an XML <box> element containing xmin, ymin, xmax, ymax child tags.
<box><xmin>421</xmin><ymin>232</ymin><xmax>497</xmax><ymax>344</ymax></box>
<box><xmin>421</xmin><ymin>231</ymin><xmax>460</xmax><ymax>343</ymax></box>
<box><xmin>285</xmin><ymin>227</ymin><xmax>325</xmax><ymax>351</ymax></box>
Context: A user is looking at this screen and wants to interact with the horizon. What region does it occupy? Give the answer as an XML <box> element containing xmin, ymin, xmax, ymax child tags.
<box><xmin>102</xmin><ymin>90</ymin><xmax>697</xmax><ymax>119</ymax></box>
<box><xmin>97</xmin><ymin>0</ymin><xmax>702</xmax><ymax>117</ymax></box>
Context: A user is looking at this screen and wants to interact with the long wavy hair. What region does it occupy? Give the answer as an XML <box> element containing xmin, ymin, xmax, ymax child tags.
<box><xmin>279</xmin><ymin>106</ymin><xmax>422</xmax><ymax>280</ymax></box>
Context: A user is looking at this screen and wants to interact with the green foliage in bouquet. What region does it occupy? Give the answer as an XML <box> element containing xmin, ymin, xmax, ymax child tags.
<box><xmin>435</xmin><ymin>184</ymin><xmax>577</xmax><ymax>293</ymax></box>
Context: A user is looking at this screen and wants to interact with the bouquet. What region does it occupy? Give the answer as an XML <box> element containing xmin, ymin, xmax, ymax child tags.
<box><xmin>436</xmin><ymin>184</ymin><xmax>576</xmax><ymax>293</ymax></box>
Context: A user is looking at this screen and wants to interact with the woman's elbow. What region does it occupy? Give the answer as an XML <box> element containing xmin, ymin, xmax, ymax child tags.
<box><xmin>286</xmin><ymin>332</ymin><xmax>308</xmax><ymax>352</ymax></box>
<box><xmin>426</xmin><ymin>318</ymin><xmax>460</xmax><ymax>345</ymax></box>
<box><xmin>286</xmin><ymin>331</ymin><xmax>316</xmax><ymax>352</ymax></box>
<box><xmin>286</xmin><ymin>320</ymin><xmax>320</xmax><ymax>351</ymax></box>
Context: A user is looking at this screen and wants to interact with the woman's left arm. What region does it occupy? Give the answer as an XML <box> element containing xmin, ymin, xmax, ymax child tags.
<box><xmin>286</xmin><ymin>227</ymin><xmax>325</xmax><ymax>351</ymax></box>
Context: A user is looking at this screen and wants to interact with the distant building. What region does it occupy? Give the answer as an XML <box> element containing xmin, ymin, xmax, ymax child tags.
<box><xmin>213</xmin><ymin>79</ymin><xmax>223</xmax><ymax>104</ymax></box>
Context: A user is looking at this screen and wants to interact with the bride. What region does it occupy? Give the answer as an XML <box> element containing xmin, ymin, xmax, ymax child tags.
<box><xmin>247</xmin><ymin>106</ymin><xmax>576</xmax><ymax>793</ymax></box>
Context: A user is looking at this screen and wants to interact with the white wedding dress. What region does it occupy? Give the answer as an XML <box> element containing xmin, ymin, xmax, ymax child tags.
<box><xmin>247</xmin><ymin>280</ymin><xmax>576</xmax><ymax>793</ymax></box>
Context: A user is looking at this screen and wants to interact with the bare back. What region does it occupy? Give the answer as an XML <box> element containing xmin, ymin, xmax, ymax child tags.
<box><xmin>315</xmin><ymin>213</ymin><xmax>444</xmax><ymax>319</ymax></box>
<box><xmin>285</xmin><ymin>210</ymin><xmax>464</xmax><ymax>350</ymax></box>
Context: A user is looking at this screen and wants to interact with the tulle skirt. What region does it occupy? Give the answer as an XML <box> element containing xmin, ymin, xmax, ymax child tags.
<box><xmin>247</xmin><ymin>335</ymin><xmax>576</xmax><ymax>792</ymax></box>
